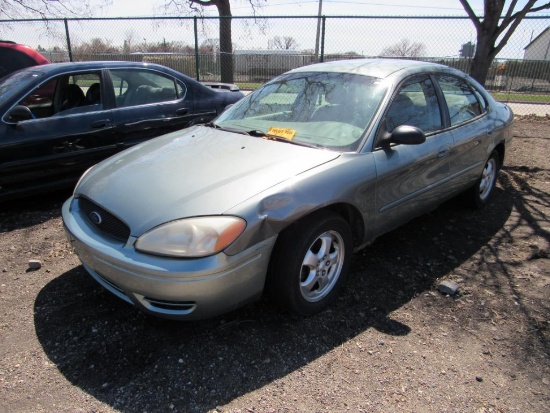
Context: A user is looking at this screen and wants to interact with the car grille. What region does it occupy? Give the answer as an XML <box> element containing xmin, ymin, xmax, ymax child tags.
<box><xmin>78</xmin><ymin>197</ymin><xmax>131</xmax><ymax>242</ymax></box>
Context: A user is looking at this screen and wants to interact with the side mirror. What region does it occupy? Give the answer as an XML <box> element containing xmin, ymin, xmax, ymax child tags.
<box><xmin>5</xmin><ymin>105</ymin><xmax>34</xmax><ymax>124</ymax></box>
<box><xmin>391</xmin><ymin>125</ymin><xmax>426</xmax><ymax>145</ymax></box>
<box><xmin>379</xmin><ymin>124</ymin><xmax>425</xmax><ymax>148</ymax></box>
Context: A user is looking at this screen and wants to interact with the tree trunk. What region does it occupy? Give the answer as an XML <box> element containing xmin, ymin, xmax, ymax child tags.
<box><xmin>216</xmin><ymin>1</ymin><xmax>233</xmax><ymax>83</ymax></box>
<box><xmin>469</xmin><ymin>35</ymin><xmax>498</xmax><ymax>85</ymax></box>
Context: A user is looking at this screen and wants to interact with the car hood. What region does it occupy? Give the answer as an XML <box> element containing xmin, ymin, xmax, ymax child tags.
<box><xmin>76</xmin><ymin>125</ymin><xmax>340</xmax><ymax>236</ymax></box>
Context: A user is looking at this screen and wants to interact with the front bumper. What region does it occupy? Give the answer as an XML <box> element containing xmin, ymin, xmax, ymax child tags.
<box><xmin>62</xmin><ymin>197</ymin><xmax>276</xmax><ymax>320</ymax></box>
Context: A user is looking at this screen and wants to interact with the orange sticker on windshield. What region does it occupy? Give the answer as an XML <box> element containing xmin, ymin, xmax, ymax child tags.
<box><xmin>268</xmin><ymin>127</ymin><xmax>296</xmax><ymax>140</ymax></box>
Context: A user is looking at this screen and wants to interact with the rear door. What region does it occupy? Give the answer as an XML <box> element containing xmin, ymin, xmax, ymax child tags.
<box><xmin>0</xmin><ymin>71</ymin><xmax>116</xmax><ymax>198</ymax></box>
<box><xmin>434</xmin><ymin>74</ymin><xmax>491</xmax><ymax>190</ymax></box>
<box><xmin>108</xmin><ymin>68</ymin><xmax>199</xmax><ymax>149</ymax></box>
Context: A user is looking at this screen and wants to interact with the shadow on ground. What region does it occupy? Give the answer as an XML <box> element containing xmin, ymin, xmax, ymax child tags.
<box><xmin>34</xmin><ymin>187</ymin><xmax>514</xmax><ymax>413</ymax></box>
<box><xmin>0</xmin><ymin>189</ymin><xmax>71</xmax><ymax>231</ymax></box>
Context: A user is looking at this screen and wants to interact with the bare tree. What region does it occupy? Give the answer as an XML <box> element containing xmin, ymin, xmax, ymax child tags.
<box><xmin>0</xmin><ymin>0</ymin><xmax>110</xmax><ymax>19</ymax></box>
<box><xmin>73</xmin><ymin>38</ymin><xmax>119</xmax><ymax>56</ymax></box>
<box><xmin>459</xmin><ymin>0</ymin><xmax>550</xmax><ymax>85</ymax></box>
<box><xmin>268</xmin><ymin>36</ymin><xmax>299</xmax><ymax>50</ymax></box>
<box><xmin>160</xmin><ymin>1</ymin><xmax>266</xmax><ymax>83</ymax></box>
<box><xmin>379</xmin><ymin>39</ymin><xmax>427</xmax><ymax>58</ymax></box>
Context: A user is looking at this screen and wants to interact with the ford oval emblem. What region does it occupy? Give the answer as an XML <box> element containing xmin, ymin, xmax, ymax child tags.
<box><xmin>89</xmin><ymin>211</ymin><xmax>103</xmax><ymax>225</ymax></box>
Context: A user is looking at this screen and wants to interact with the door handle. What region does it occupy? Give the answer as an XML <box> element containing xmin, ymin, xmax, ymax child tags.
<box><xmin>438</xmin><ymin>146</ymin><xmax>451</xmax><ymax>158</ymax></box>
<box><xmin>90</xmin><ymin>119</ymin><xmax>111</xmax><ymax>129</ymax></box>
<box><xmin>176</xmin><ymin>108</ymin><xmax>190</xmax><ymax>116</ymax></box>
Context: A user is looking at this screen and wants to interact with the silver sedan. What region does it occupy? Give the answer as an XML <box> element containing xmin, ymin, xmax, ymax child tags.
<box><xmin>62</xmin><ymin>59</ymin><xmax>514</xmax><ymax>320</ymax></box>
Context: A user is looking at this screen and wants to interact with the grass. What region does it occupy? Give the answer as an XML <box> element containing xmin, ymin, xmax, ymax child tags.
<box><xmin>490</xmin><ymin>92</ymin><xmax>550</xmax><ymax>104</ymax></box>
<box><xmin>236</xmin><ymin>82</ymin><xmax>262</xmax><ymax>91</ymax></box>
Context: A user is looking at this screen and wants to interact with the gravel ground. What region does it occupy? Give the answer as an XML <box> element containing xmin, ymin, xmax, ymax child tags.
<box><xmin>0</xmin><ymin>116</ymin><xmax>549</xmax><ymax>413</ymax></box>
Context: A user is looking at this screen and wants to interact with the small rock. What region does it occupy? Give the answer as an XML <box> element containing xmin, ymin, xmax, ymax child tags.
<box><xmin>476</xmin><ymin>376</ymin><xmax>483</xmax><ymax>382</ymax></box>
<box><xmin>438</xmin><ymin>280</ymin><xmax>459</xmax><ymax>296</ymax></box>
<box><xmin>28</xmin><ymin>260</ymin><xmax>42</xmax><ymax>270</ymax></box>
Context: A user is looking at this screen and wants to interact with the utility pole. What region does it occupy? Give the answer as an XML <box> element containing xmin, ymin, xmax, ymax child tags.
<box><xmin>314</xmin><ymin>0</ymin><xmax>323</xmax><ymax>61</ymax></box>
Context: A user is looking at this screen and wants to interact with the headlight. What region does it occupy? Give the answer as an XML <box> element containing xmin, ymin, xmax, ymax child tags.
<box><xmin>135</xmin><ymin>216</ymin><xmax>246</xmax><ymax>258</ymax></box>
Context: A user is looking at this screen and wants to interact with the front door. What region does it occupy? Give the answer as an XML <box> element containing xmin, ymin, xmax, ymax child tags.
<box><xmin>0</xmin><ymin>72</ymin><xmax>116</xmax><ymax>199</ymax></box>
<box><xmin>372</xmin><ymin>75</ymin><xmax>454</xmax><ymax>235</ymax></box>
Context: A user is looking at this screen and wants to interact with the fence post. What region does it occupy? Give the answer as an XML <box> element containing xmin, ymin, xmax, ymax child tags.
<box><xmin>194</xmin><ymin>16</ymin><xmax>200</xmax><ymax>82</ymax></box>
<box><xmin>320</xmin><ymin>16</ymin><xmax>326</xmax><ymax>63</ymax></box>
<box><xmin>64</xmin><ymin>18</ymin><xmax>73</xmax><ymax>62</ymax></box>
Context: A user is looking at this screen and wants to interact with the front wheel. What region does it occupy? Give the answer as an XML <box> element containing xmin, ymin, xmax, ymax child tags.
<box><xmin>464</xmin><ymin>150</ymin><xmax>501</xmax><ymax>208</ymax></box>
<box><xmin>267</xmin><ymin>211</ymin><xmax>352</xmax><ymax>316</ymax></box>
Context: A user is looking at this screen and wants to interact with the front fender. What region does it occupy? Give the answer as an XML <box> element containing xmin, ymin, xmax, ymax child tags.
<box><xmin>223</xmin><ymin>152</ymin><xmax>378</xmax><ymax>255</ymax></box>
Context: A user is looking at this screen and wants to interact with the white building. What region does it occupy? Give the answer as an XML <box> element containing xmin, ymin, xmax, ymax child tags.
<box><xmin>523</xmin><ymin>27</ymin><xmax>550</xmax><ymax>60</ymax></box>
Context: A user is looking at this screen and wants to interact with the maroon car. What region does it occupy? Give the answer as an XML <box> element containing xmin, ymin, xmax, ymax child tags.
<box><xmin>0</xmin><ymin>41</ymin><xmax>49</xmax><ymax>79</ymax></box>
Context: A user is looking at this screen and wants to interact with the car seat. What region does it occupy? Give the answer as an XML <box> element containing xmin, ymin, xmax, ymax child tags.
<box><xmin>85</xmin><ymin>83</ymin><xmax>101</xmax><ymax>105</ymax></box>
<box><xmin>310</xmin><ymin>86</ymin><xmax>355</xmax><ymax>124</ymax></box>
<box><xmin>60</xmin><ymin>84</ymin><xmax>85</xmax><ymax>111</ymax></box>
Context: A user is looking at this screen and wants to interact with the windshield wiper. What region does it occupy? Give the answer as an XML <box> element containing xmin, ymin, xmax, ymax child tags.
<box><xmin>204</xmin><ymin>122</ymin><xmax>250</xmax><ymax>136</ymax></box>
<box><xmin>205</xmin><ymin>125</ymin><xmax>317</xmax><ymax>148</ymax></box>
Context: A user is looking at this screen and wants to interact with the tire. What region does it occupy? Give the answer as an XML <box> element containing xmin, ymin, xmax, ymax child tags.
<box><xmin>267</xmin><ymin>211</ymin><xmax>353</xmax><ymax>316</ymax></box>
<box><xmin>464</xmin><ymin>150</ymin><xmax>501</xmax><ymax>209</ymax></box>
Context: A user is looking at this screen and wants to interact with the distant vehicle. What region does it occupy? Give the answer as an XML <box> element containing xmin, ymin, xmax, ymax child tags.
<box><xmin>63</xmin><ymin>59</ymin><xmax>514</xmax><ymax>320</ymax></box>
<box><xmin>0</xmin><ymin>41</ymin><xmax>49</xmax><ymax>78</ymax></box>
<box><xmin>0</xmin><ymin>61</ymin><xmax>244</xmax><ymax>201</ymax></box>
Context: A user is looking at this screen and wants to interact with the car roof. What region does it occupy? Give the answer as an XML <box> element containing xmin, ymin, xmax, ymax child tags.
<box><xmin>23</xmin><ymin>60</ymin><xmax>182</xmax><ymax>74</ymax></box>
<box><xmin>0</xmin><ymin>41</ymin><xmax>50</xmax><ymax>65</ymax></box>
<box><xmin>15</xmin><ymin>60</ymin><xmax>211</xmax><ymax>90</ymax></box>
<box><xmin>288</xmin><ymin>58</ymin><xmax>449</xmax><ymax>79</ymax></box>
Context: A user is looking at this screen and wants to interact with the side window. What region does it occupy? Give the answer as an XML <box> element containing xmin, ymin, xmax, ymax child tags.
<box><xmin>18</xmin><ymin>72</ymin><xmax>102</xmax><ymax>119</ymax></box>
<box><xmin>385</xmin><ymin>76</ymin><xmax>442</xmax><ymax>133</ymax></box>
<box><xmin>19</xmin><ymin>78</ymin><xmax>58</xmax><ymax>119</ymax></box>
<box><xmin>436</xmin><ymin>75</ymin><xmax>483</xmax><ymax>126</ymax></box>
<box><xmin>58</xmin><ymin>73</ymin><xmax>103</xmax><ymax>114</ymax></box>
<box><xmin>109</xmin><ymin>69</ymin><xmax>185</xmax><ymax>108</ymax></box>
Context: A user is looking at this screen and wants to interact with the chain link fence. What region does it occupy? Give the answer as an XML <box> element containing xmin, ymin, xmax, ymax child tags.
<box><xmin>1</xmin><ymin>15</ymin><xmax>549</xmax><ymax>115</ymax></box>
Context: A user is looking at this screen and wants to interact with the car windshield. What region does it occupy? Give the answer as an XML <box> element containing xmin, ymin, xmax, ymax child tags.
<box><xmin>0</xmin><ymin>69</ymin><xmax>45</xmax><ymax>106</ymax></box>
<box><xmin>215</xmin><ymin>71</ymin><xmax>387</xmax><ymax>152</ymax></box>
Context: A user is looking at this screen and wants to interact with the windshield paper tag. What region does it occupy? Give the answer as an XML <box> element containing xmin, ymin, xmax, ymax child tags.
<box><xmin>268</xmin><ymin>127</ymin><xmax>296</xmax><ymax>140</ymax></box>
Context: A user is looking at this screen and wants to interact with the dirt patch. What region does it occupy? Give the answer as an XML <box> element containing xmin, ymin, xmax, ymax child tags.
<box><xmin>1</xmin><ymin>117</ymin><xmax>549</xmax><ymax>413</ymax></box>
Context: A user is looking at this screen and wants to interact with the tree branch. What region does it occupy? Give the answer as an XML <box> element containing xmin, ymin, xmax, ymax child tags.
<box><xmin>458</xmin><ymin>0</ymin><xmax>481</xmax><ymax>30</ymax></box>
<box><xmin>528</xmin><ymin>1</ymin><xmax>550</xmax><ymax>12</ymax></box>
<box><xmin>501</xmin><ymin>0</ymin><xmax>519</xmax><ymax>25</ymax></box>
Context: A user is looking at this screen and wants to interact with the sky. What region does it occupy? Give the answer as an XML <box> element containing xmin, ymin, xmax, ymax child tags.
<box><xmin>4</xmin><ymin>1</ymin><xmax>548</xmax><ymax>60</ymax></box>
<box><xmin>96</xmin><ymin>0</ymin><xmax>550</xmax><ymax>18</ymax></box>
<box><xmin>86</xmin><ymin>0</ymin><xmax>547</xmax><ymax>60</ymax></box>
<box><xmin>98</xmin><ymin>0</ymin><xmax>487</xmax><ymax>18</ymax></box>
